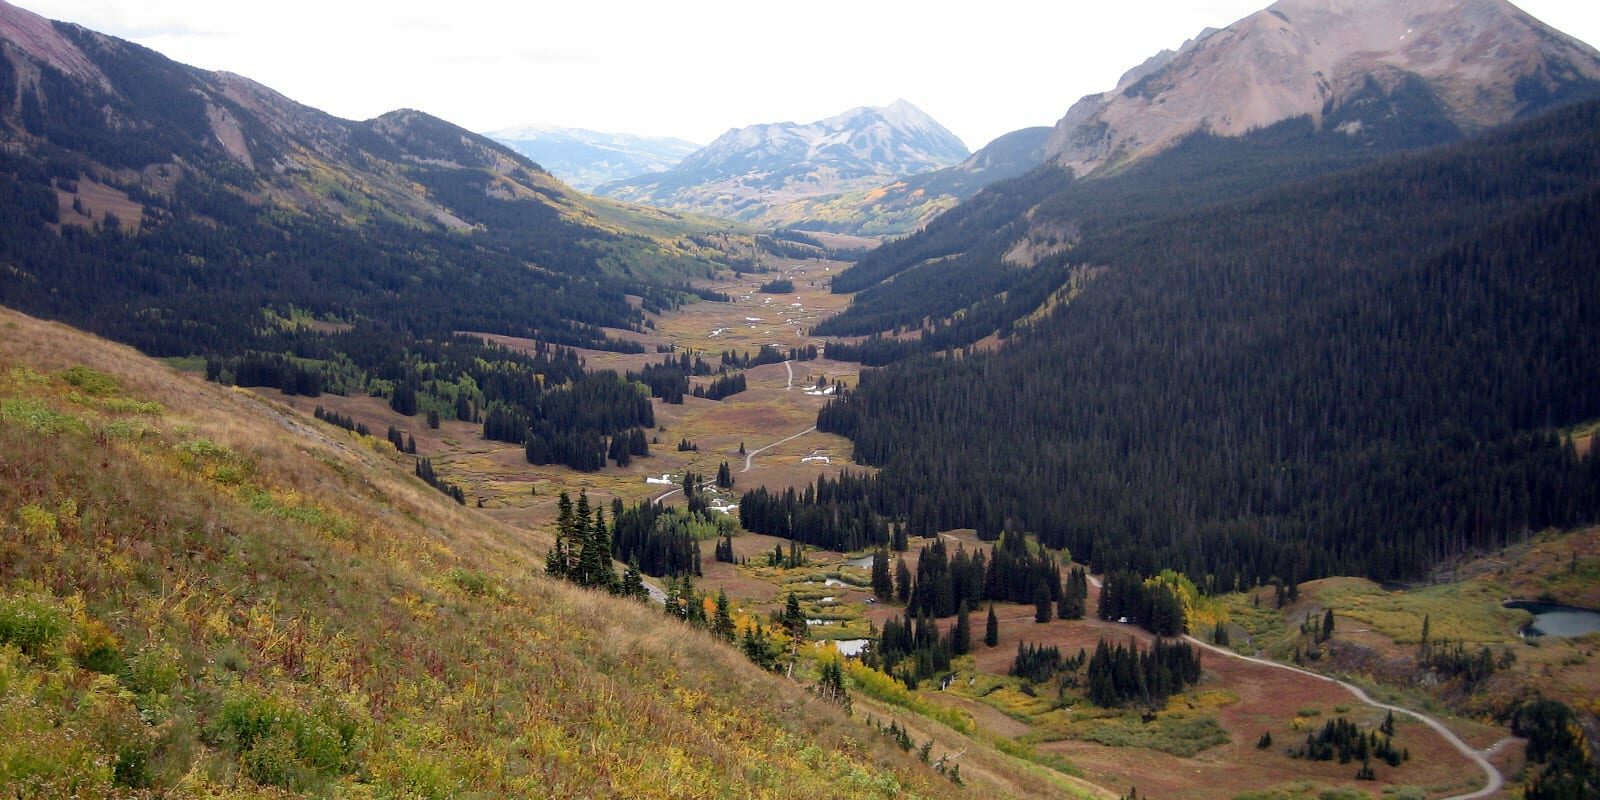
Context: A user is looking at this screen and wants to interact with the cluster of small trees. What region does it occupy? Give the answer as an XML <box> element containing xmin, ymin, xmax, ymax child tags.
<box><xmin>609</xmin><ymin>500</ymin><xmax>710</xmax><ymax>578</ymax></box>
<box><xmin>765</xmin><ymin>539</ymin><xmax>806</xmax><ymax>569</ymax></box>
<box><xmin>413</xmin><ymin>458</ymin><xmax>464</xmax><ymax>505</ymax></box>
<box><xmin>1096</xmin><ymin>571</ymin><xmax>1188</xmax><ymax>636</ymax></box>
<box><xmin>313</xmin><ymin>405</ymin><xmax>368</xmax><ymax>436</ymax></box>
<box><xmin>1288</xmin><ymin>715</ymin><xmax>1408</xmax><ymax>780</ymax></box>
<box><xmin>206</xmin><ymin>353</ymin><xmax>324</xmax><ymax>397</ymax></box>
<box><xmin>879</xmin><ymin>534</ymin><xmax>1089</xmax><ymax>627</ymax></box>
<box><xmin>523</xmin><ymin>373</ymin><xmax>655</xmax><ymax>472</ymax></box>
<box><xmin>385</xmin><ymin>425</ymin><xmax>416</xmax><ymax>455</ymax></box>
<box><xmin>693</xmin><ymin>372</ymin><xmax>746</xmax><ymax>401</ymax></box>
<box><xmin>605</xmin><ymin>428</ymin><xmax>650</xmax><ymax>466</ymax></box>
<box><xmin>545</xmin><ymin>492</ymin><xmax>648</xmax><ymax>600</ymax></box>
<box><xmin>1084</xmin><ymin>637</ymin><xmax>1202</xmax><ymax>709</ymax></box>
<box><xmin>627</xmin><ymin>353</ymin><xmax>716</xmax><ymax>404</ymax></box>
<box><xmin>1009</xmin><ymin>642</ymin><xmax>1068</xmax><ymax>683</ymax></box>
<box><xmin>1421</xmin><ymin>639</ymin><xmax>1513</xmax><ymax>689</ymax></box>
<box><xmin>869</xmin><ymin>610</ymin><xmax>968</xmax><ymax>689</ymax></box>
<box><xmin>717</xmin><ymin>346</ymin><xmax>788</xmax><ymax>370</ymax></box>
<box><xmin>1514</xmin><ymin>698</ymin><xmax>1600</xmax><ymax>799</ymax></box>
<box><xmin>739</xmin><ymin>473</ymin><xmax>889</xmax><ymax>552</ymax></box>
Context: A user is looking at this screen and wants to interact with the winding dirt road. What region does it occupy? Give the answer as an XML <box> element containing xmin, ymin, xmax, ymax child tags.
<box><xmin>1079</xmin><ymin>576</ymin><xmax>1505</xmax><ymax>798</ymax></box>
<box><xmin>743</xmin><ymin>425</ymin><xmax>817</xmax><ymax>473</ymax></box>
<box><xmin>1181</xmin><ymin>635</ymin><xmax>1506</xmax><ymax>799</ymax></box>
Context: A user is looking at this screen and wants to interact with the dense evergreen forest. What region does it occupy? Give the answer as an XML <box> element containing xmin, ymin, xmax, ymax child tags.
<box><xmin>805</xmin><ymin>99</ymin><xmax>1600</xmax><ymax>585</ymax></box>
<box><xmin>817</xmin><ymin>83</ymin><xmax>1465</xmax><ymax>342</ymax></box>
<box><xmin>0</xmin><ymin>24</ymin><xmax>746</xmax><ymax>475</ymax></box>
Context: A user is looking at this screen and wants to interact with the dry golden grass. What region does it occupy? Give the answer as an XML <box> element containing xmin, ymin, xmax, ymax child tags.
<box><xmin>0</xmin><ymin>306</ymin><xmax>1001</xmax><ymax>799</ymax></box>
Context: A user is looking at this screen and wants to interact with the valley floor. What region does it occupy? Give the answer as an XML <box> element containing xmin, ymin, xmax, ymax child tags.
<box><xmin>229</xmin><ymin>250</ymin><xmax>1600</xmax><ymax>800</ymax></box>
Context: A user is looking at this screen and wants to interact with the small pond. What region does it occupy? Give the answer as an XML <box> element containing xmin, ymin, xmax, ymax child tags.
<box><xmin>832</xmin><ymin>639</ymin><xmax>870</xmax><ymax>657</ymax></box>
<box><xmin>1505</xmin><ymin>600</ymin><xmax>1600</xmax><ymax>638</ymax></box>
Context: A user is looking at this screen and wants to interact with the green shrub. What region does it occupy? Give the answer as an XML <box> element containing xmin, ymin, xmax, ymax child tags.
<box><xmin>125</xmin><ymin>642</ymin><xmax>182</xmax><ymax>696</ymax></box>
<box><xmin>74</xmin><ymin>623</ymin><xmax>124</xmax><ymax>676</ymax></box>
<box><xmin>212</xmin><ymin>688</ymin><xmax>364</xmax><ymax>789</ymax></box>
<box><xmin>0</xmin><ymin>594</ymin><xmax>69</xmax><ymax>658</ymax></box>
<box><xmin>60</xmin><ymin>366</ymin><xmax>121</xmax><ymax>396</ymax></box>
<box><xmin>447</xmin><ymin>568</ymin><xmax>494</xmax><ymax>597</ymax></box>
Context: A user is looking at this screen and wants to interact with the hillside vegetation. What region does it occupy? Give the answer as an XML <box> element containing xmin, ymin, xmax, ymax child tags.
<box><xmin>0</xmin><ymin>307</ymin><xmax>963</xmax><ymax>798</ymax></box>
<box><xmin>811</xmin><ymin>98</ymin><xmax>1600</xmax><ymax>585</ymax></box>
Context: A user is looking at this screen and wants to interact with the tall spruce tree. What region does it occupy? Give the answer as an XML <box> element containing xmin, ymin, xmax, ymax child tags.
<box><xmin>985</xmin><ymin>604</ymin><xmax>999</xmax><ymax>647</ymax></box>
<box><xmin>871</xmin><ymin>549</ymin><xmax>893</xmax><ymax>600</ymax></box>
<box><xmin>713</xmin><ymin>589</ymin><xmax>735</xmax><ymax>641</ymax></box>
<box><xmin>622</xmin><ymin>556</ymin><xmax>647</xmax><ymax>601</ymax></box>
<box><xmin>1034</xmin><ymin>578</ymin><xmax>1053</xmax><ymax>623</ymax></box>
<box><xmin>951</xmin><ymin>602</ymin><xmax>972</xmax><ymax>655</ymax></box>
<box><xmin>546</xmin><ymin>491</ymin><xmax>575</xmax><ymax>579</ymax></box>
<box><xmin>783</xmin><ymin>592</ymin><xmax>808</xmax><ymax>639</ymax></box>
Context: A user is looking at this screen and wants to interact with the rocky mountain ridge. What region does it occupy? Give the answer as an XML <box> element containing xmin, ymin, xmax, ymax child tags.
<box><xmin>1045</xmin><ymin>0</ymin><xmax>1600</xmax><ymax>176</ymax></box>
<box><xmin>596</xmin><ymin>99</ymin><xmax>969</xmax><ymax>224</ymax></box>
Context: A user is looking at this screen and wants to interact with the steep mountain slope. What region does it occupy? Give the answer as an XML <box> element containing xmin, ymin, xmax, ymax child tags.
<box><xmin>814</xmin><ymin>97</ymin><xmax>1600</xmax><ymax>583</ymax></box>
<box><xmin>822</xmin><ymin>0</ymin><xmax>1600</xmax><ymax>341</ymax></box>
<box><xmin>1046</xmin><ymin>0</ymin><xmax>1600</xmax><ymax>177</ymax></box>
<box><xmin>0</xmin><ymin>1</ymin><xmax>772</xmax><ymax>496</ymax></box>
<box><xmin>774</xmin><ymin>126</ymin><xmax>1053</xmax><ymax>236</ymax></box>
<box><xmin>486</xmin><ymin>124</ymin><xmax>701</xmax><ymax>191</ymax></box>
<box><xmin>596</xmin><ymin>100</ymin><xmax>969</xmax><ymax>224</ymax></box>
<box><xmin>0</xmin><ymin>0</ymin><xmax>734</xmax><ymax>356</ymax></box>
<box><xmin>0</xmin><ymin>305</ymin><xmax>978</xmax><ymax>798</ymax></box>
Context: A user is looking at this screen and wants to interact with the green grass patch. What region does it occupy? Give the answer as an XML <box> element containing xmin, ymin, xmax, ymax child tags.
<box><xmin>59</xmin><ymin>366</ymin><xmax>121</xmax><ymax>396</ymax></box>
<box><xmin>244</xmin><ymin>490</ymin><xmax>355</xmax><ymax>539</ymax></box>
<box><xmin>0</xmin><ymin>398</ymin><xmax>86</xmax><ymax>435</ymax></box>
<box><xmin>1049</xmin><ymin>711</ymin><xmax>1230</xmax><ymax>757</ymax></box>
<box><xmin>1311</xmin><ymin>578</ymin><xmax>1529</xmax><ymax>644</ymax></box>
<box><xmin>1236</xmin><ymin>782</ymin><xmax>1378</xmax><ymax>800</ymax></box>
<box><xmin>159</xmin><ymin>356</ymin><xmax>208</xmax><ymax>373</ymax></box>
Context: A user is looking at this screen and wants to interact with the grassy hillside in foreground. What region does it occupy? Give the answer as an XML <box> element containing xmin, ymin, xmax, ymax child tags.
<box><xmin>0</xmin><ymin>306</ymin><xmax>975</xmax><ymax>799</ymax></box>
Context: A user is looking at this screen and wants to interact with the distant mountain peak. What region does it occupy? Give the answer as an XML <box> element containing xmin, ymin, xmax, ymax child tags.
<box><xmin>484</xmin><ymin>124</ymin><xmax>701</xmax><ymax>191</ymax></box>
<box><xmin>595</xmin><ymin>101</ymin><xmax>969</xmax><ymax>224</ymax></box>
<box><xmin>1046</xmin><ymin>0</ymin><xmax>1600</xmax><ymax>175</ymax></box>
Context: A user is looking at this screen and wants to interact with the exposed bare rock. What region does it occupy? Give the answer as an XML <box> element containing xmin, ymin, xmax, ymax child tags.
<box><xmin>0</xmin><ymin>0</ymin><xmax>107</xmax><ymax>89</ymax></box>
<box><xmin>1046</xmin><ymin>0</ymin><xmax>1600</xmax><ymax>176</ymax></box>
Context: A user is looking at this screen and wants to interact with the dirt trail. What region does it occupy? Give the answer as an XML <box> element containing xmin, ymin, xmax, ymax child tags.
<box><xmin>1183</xmin><ymin>635</ymin><xmax>1504</xmax><ymax>799</ymax></box>
<box><xmin>1079</xmin><ymin>574</ymin><xmax>1503</xmax><ymax>799</ymax></box>
<box><xmin>742</xmin><ymin>425</ymin><xmax>817</xmax><ymax>473</ymax></box>
<box><xmin>785</xmin><ymin>359</ymin><xmax>794</xmax><ymax>390</ymax></box>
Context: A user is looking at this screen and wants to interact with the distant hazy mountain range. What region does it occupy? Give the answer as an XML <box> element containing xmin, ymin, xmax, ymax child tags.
<box><xmin>595</xmin><ymin>100</ymin><xmax>970</xmax><ymax>225</ymax></box>
<box><xmin>484</xmin><ymin>125</ymin><xmax>701</xmax><ymax>191</ymax></box>
<box><xmin>774</xmin><ymin>126</ymin><xmax>1053</xmax><ymax>236</ymax></box>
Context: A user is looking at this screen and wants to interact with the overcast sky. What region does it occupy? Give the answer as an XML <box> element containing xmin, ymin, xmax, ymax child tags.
<box><xmin>21</xmin><ymin>0</ymin><xmax>1600</xmax><ymax>151</ymax></box>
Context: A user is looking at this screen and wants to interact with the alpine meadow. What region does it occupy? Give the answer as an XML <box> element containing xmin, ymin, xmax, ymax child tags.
<box><xmin>3</xmin><ymin>0</ymin><xmax>1600</xmax><ymax>798</ymax></box>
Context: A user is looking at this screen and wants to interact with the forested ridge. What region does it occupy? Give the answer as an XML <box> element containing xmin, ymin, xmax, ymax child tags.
<box><xmin>816</xmin><ymin>82</ymin><xmax>1468</xmax><ymax>342</ymax></box>
<box><xmin>809</xmin><ymin>99</ymin><xmax>1600</xmax><ymax>584</ymax></box>
<box><xmin>0</xmin><ymin>17</ymin><xmax>740</xmax><ymax>473</ymax></box>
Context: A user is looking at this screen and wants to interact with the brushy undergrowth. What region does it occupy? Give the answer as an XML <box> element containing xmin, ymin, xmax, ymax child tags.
<box><xmin>0</xmin><ymin>314</ymin><xmax>956</xmax><ymax>799</ymax></box>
